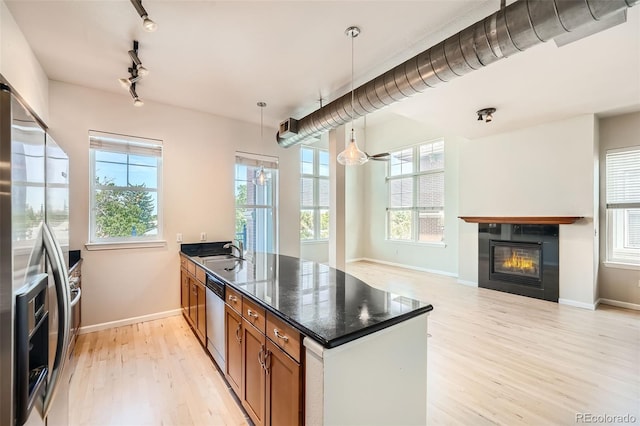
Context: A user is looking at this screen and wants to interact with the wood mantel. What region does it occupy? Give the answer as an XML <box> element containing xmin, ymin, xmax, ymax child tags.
<box><xmin>458</xmin><ymin>216</ymin><xmax>583</xmax><ymax>225</ymax></box>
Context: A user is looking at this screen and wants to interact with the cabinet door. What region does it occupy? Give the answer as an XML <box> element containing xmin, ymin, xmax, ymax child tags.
<box><xmin>196</xmin><ymin>283</ymin><xmax>206</xmax><ymax>343</ymax></box>
<box><xmin>180</xmin><ymin>268</ymin><xmax>189</xmax><ymax>315</ymax></box>
<box><xmin>225</xmin><ymin>305</ymin><xmax>242</xmax><ymax>396</ymax></box>
<box><xmin>188</xmin><ymin>278</ymin><xmax>197</xmax><ymax>326</ymax></box>
<box><xmin>265</xmin><ymin>340</ymin><xmax>301</xmax><ymax>426</ymax></box>
<box><xmin>242</xmin><ymin>319</ymin><xmax>266</xmax><ymax>426</ymax></box>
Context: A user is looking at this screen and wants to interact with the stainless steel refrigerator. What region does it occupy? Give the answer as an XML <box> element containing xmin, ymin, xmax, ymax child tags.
<box><xmin>0</xmin><ymin>85</ymin><xmax>74</xmax><ymax>426</ymax></box>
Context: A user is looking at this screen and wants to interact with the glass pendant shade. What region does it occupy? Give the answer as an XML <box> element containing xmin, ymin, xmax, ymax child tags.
<box><xmin>337</xmin><ymin>129</ymin><xmax>368</xmax><ymax>166</ymax></box>
<box><xmin>255</xmin><ymin>166</ymin><xmax>267</xmax><ymax>186</ymax></box>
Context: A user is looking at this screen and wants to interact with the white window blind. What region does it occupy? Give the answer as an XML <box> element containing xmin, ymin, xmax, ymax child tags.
<box><xmin>606</xmin><ymin>146</ymin><xmax>640</xmax><ymax>208</ymax></box>
<box><xmin>606</xmin><ymin>145</ymin><xmax>640</xmax><ymax>266</ymax></box>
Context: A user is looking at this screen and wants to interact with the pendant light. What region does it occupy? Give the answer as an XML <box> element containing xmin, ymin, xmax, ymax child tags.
<box><xmin>255</xmin><ymin>102</ymin><xmax>268</xmax><ymax>186</ymax></box>
<box><xmin>337</xmin><ymin>26</ymin><xmax>368</xmax><ymax>166</ymax></box>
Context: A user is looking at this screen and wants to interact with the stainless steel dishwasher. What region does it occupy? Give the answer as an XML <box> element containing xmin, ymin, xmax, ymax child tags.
<box><xmin>205</xmin><ymin>273</ymin><xmax>226</xmax><ymax>372</ymax></box>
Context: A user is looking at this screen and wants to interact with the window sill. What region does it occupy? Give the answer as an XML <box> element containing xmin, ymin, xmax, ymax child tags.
<box><xmin>386</xmin><ymin>240</ymin><xmax>447</xmax><ymax>248</ymax></box>
<box><xmin>603</xmin><ymin>261</ymin><xmax>640</xmax><ymax>271</ymax></box>
<box><xmin>301</xmin><ymin>240</ymin><xmax>329</xmax><ymax>245</ymax></box>
<box><xmin>85</xmin><ymin>240</ymin><xmax>167</xmax><ymax>251</ymax></box>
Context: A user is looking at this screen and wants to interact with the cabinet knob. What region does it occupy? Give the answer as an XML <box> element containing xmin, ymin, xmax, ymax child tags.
<box><xmin>247</xmin><ymin>309</ymin><xmax>259</xmax><ymax>319</ymax></box>
<box><xmin>228</xmin><ymin>295</ymin><xmax>238</xmax><ymax>303</ymax></box>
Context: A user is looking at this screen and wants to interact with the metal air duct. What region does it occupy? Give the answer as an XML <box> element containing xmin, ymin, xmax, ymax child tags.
<box><xmin>277</xmin><ymin>0</ymin><xmax>639</xmax><ymax>147</ymax></box>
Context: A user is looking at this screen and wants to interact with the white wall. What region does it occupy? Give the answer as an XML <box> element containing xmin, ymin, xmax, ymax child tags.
<box><xmin>458</xmin><ymin>114</ymin><xmax>599</xmax><ymax>306</ymax></box>
<box><xmin>361</xmin><ymin>115</ymin><xmax>461</xmax><ymax>276</ymax></box>
<box><xmin>0</xmin><ymin>0</ymin><xmax>48</xmax><ymax>122</ymax></box>
<box><xmin>49</xmin><ymin>81</ymin><xmax>300</xmax><ymax>327</ymax></box>
<box><xmin>598</xmin><ymin>111</ymin><xmax>640</xmax><ymax>307</ymax></box>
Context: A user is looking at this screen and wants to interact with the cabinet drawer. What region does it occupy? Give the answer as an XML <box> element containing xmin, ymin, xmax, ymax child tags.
<box><xmin>180</xmin><ymin>256</ymin><xmax>188</xmax><ymax>270</ymax></box>
<box><xmin>186</xmin><ymin>259</ymin><xmax>196</xmax><ymax>275</ymax></box>
<box><xmin>195</xmin><ymin>266</ymin><xmax>206</xmax><ymax>284</ymax></box>
<box><xmin>267</xmin><ymin>313</ymin><xmax>301</xmax><ymax>363</ymax></box>
<box><xmin>242</xmin><ymin>297</ymin><xmax>266</xmax><ymax>334</ymax></box>
<box><xmin>226</xmin><ymin>286</ymin><xmax>242</xmax><ymax>313</ymax></box>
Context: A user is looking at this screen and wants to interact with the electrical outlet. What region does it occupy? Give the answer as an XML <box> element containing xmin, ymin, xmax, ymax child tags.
<box><xmin>637</xmin><ymin>279</ymin><xmax>640</xmax><ymax>288</ymax></box>
<box><xmin>200</xmin><ymin>232</ymin><xmax>207</xmax><ymax>241</ymax></box>
<box><xmin>176</xmin><ymin>233</ymin><xmax>183</xmax><ymax>243</ymax></box>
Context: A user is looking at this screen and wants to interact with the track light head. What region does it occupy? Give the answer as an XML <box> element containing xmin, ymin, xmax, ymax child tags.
<box><xmin>142</xmin><ymin>16</ymin><xmax>158</xmax><ymax>32</ymax></box>
<box><xmin>129</xmin><ymin>84</ymin><xmax>144</xmax><ymax>107</ymax></box>
<box><xmin>136</xmin><ymin>65</ymin><xmax>149</xmax><ymax>77</ymax></box>
<box><xmin>130</xmin><ymin>0</ymin><xmax>158</xmax><ymax>32</ymax></box>
<box><xmin>476</xmin><ymin>107</ymin><xmax>496</xmax><ymax>123</ymax></box>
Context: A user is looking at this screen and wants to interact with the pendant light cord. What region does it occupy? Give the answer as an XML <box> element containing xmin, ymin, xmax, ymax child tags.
<box><xmin>351</xmin><ymin>32</ymin><xmax>355</xmax><ymax>132</ymax></box>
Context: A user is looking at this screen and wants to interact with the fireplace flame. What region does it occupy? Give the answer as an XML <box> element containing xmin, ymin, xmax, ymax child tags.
<box><xmin>503</xmin><ymin>252</ymin><xmax>535</xmax><ymax>272</ymax></box>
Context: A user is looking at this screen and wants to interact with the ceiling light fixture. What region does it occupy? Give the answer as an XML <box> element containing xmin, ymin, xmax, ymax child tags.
<box><xmin>128</xmin><ymin>42</ymin><xmax>149</xmax><ymax>77</ymax></box>
<box><xmin>255</xmin><ymin>102</ymin><xmax>268</xmax><ymax>186</ymax></box>
<box><xmin>119</xmin><ymin>41</ymin><xmax>148</xmax><ymax>106</ymax></box>
<box><xmin>477</xmin><ymin>107</ymin><xmax>496</xmax><ymax>123</ymax></box>
<box><xmin>129</xmin><ymin>84</ymin><xmax>144</xmax><ymax>107</ymax></box>
<box><xmin>118</xmin><ymin>72</ymin><xmax>141</xmax><ymax>89</ymax></box>
<box><xmin>130</xmin><ymin>0</ymin><xmax>158</xmax><ymax>32</ymax></box>
<box><xmin>337</xmin><ymin>26</ymin><xmax>368</xmax><ymax>166</ymax></box>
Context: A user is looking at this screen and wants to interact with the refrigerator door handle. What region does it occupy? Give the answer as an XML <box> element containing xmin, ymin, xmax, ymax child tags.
<box><xmin>41</xmin><ymin>223</ymin><xmax>71</xmax><ymax>418</ymax></box>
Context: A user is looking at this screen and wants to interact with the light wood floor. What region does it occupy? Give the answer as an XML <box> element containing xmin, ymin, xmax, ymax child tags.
<box><xmin>70</xmin><ymin>261</ymin><xmax>640</xmax><ymax>425</ymax></box>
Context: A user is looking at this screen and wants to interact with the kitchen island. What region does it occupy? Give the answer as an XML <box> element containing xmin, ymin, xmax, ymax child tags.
<box><xmin>180</xmin><ymin>243</ymin><xmax>432</xmax><ymax>426</ymax></box>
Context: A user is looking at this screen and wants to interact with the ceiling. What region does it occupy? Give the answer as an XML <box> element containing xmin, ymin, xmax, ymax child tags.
<box><xmin>6</xmin><ymin>1</ymin><xmax>640</xmax><ymax>141</ymax></box>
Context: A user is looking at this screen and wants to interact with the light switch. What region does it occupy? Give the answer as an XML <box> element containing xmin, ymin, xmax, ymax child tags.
<box><xmin>176</xmin><ymin>233</ymin><xmax>183</xmax><ymax>242</ymax></box>
<box><xmin>200</xmin><ymin>232</ymin><xmax>207</xmax><ymax>241</ymax></box>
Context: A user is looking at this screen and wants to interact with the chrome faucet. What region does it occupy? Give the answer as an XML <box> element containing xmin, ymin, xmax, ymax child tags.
<box><xmin>223</xmin><ymin>241</ymin><xmax>244</xmax><ymax>260</ymax></box>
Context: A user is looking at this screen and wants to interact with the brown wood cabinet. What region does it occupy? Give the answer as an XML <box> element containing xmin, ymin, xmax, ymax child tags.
<box><xmin>266</xmin><ymin>339</ymin><xmax>301</xmax><ymax>426</ymax></box>
<box><xmin>180</xmin><ymin>267</ymin><xmax>189</xmax><ymax>316</ymax></box>
<box><xmin>225</xmin><ymin>304</ymin><xmax>242</xmax><ymax>396</ymax></box>
<box><xmin>179</xmin><ymin>255</ymin><xmax>206</xmax><ymax>346</ymax></box>
<box><xmin>223</xmin><ymin>289</ymin><xmax>303</xmax><ymax>426</ymax></box>
<box><xmin>242</xmin><ymin>319</ymin><xmax>266</xmax><ymax>426</ymax></box>
<box><xmin>195</xmin><ymin>280</ymin><xmax>206</xmax><ymax>343</ymax></box>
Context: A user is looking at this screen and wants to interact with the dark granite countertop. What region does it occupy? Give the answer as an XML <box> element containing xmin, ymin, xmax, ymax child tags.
<box><xmin>181</xmin><ymin>244</ymin><xmax>432</xmax><ymax>348</ymax></box>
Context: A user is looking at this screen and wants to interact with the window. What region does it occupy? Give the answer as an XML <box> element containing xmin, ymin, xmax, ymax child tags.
<box><xmin>606</xmin><ymin>146</ymin><xmax>640</xmax><ymax>267</ymax></box>
<box><xmin>387</xmin><ymin>140</ymin><xmax>444</xmax><ymax>243</ymax></box>
<box><xmin>235</xmin><ymin>152</ymin><xmax>278</xmax><ymax>257</ymax></box>
<box><xmin>89</xmin><ymin>131</ymin><xmax>162</xmax><ymax>246</ymax></box>
<box><xmin>300</xmin><ymin>147</ymin><xmax>329</xmax><ymax>241</ymax></box>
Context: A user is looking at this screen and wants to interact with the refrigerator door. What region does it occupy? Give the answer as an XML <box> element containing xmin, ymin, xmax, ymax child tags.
<box><xmin>0</xmin><ymin>88</ymin><xmax>47</xmax><ymax>426</ymax></box>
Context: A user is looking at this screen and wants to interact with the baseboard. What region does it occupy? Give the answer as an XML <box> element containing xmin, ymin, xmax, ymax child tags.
<box><xmin>558</xmin><ymin>298</ymin><xmax>597</xmax><ymax>310</ymax></box>
<box><xmin>598</xmin><ymin>298</ymin><xmax>640</xmax><ymax>311</ymax></box>
<box><xmin>78</xmin><ymin>308</ymin><xmax>182</xmax><ymax>335</ymax></box>
<box><xmin>457</xmin><ymin>279</ymin><xmax>478</xmax><ymax>287</ymax></box>
<box><xmin>352</xmin><ymin>257</ymin><xmax>458</xmax><ymax>278</ymax></box>
<box><xmin>346</xmin><ymin>258</ymin><xmax>366</xmax><ymax>263</ymax></box>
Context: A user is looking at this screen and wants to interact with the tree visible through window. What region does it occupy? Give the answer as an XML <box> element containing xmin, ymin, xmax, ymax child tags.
<box><xmin>387</xmin><ymin>140</ymin><xmax>444</xmax><ymax>243</ymax></box>
<box><xmin>89</xmin><ymin>131</ymin><xmax>162</xmax><ymax>243</ymax></box>
<box><xmin>235</xmin><ymin>153</ymin><xmax>278</xmax><ymax>256</ymax></box>
<box><xmin>300</xmin><ymin>147</ymin><xmax>329</xmax><ymax>241</ymax></box>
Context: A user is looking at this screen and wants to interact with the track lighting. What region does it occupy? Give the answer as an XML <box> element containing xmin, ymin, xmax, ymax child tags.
<box><xmin>130</xmin><ymin>0</ymin><xmax>158</xmax><ymax>32</ymax></box>
<box><xmin>128</xmin><ymin>46</ymin><xmax>149</xmax><ymax>77</ymax></box>
<box><xmin>119</xmin><ymin>41</ymin><xmax>148</xmax><ymax>106</ymax></box>
<box><xmin>118</xmin><ymin>72</ymin><xmax>141</xmax><ymax>89</ymax></box>
<box><xmin>129</xmin><ymin>84</ymin><xmax>144</xmax><ymax>107</ymax></box>
<box><xmin>477</xmin><ymin>107</ymin><xmax>496</xmax><ymax>123</ymax></box>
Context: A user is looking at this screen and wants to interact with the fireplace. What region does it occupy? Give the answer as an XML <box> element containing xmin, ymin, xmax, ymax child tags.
<box><xmin>490</xmin><ymin>241</ymin><xmax>542</xmax><ymax>285</ymax></box>
<box><xmin>478</xmin><ymin>223</ymin><xmax>559</xmax><ymax>302</ymax></box>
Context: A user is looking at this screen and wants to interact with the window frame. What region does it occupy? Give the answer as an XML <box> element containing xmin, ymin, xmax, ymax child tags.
<box><xmin>235</xmin><ymin>152</ymin><xmax>279</xmax><ymax>258</ymax></box>
<box><xmin>386</xmin><ymin>139</ymin><xmax>445</xmax><ymax>244</ymax></box>
<box><xmin>605</xmin><ymin>145</ymin><xmax>640</xmax><ymax>269</ymax></box>
<box><xmin>87</xmin><ymin>130</ymin><xmax>164</xmax><ymax>250</ymax></box>
<box><xmin>300</xmin><ymin>147</ymin><xmax>330</xmax><ymax>242</ymax></box>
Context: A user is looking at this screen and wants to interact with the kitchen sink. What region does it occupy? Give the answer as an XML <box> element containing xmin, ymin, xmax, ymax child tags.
<box><xmin>199</xmin><ymin>254</ymin><xmax>238</xmax><ymax>262</ymax></box>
